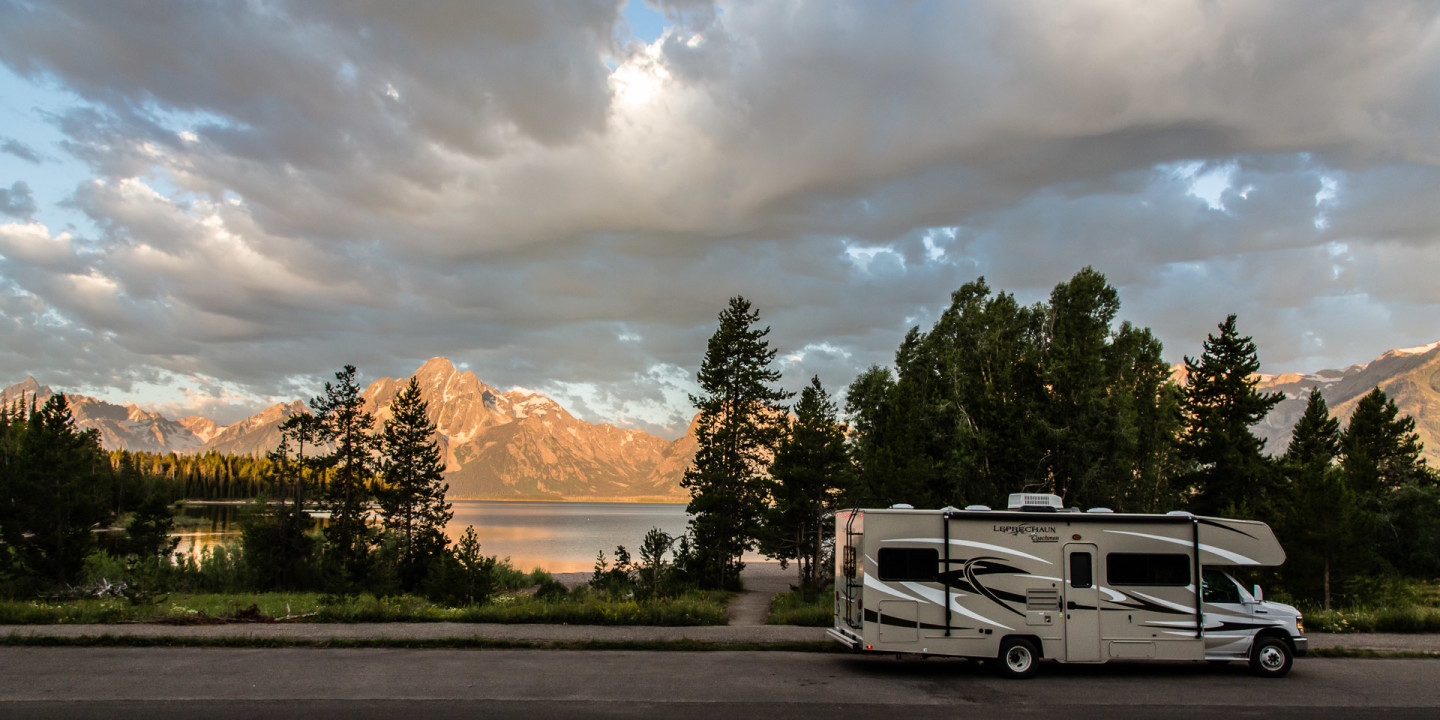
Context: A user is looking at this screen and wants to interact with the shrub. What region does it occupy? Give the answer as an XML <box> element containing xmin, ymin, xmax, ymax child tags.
<box><xmin>240</xmin><ymin>503</ymin><xmax>318</xmax><ymax>591</ymax></box>
<box><xmin>423</xmin><ymin>526</ymin><xmax>497</xmax><ymax>607</ymax></box>
<box><xmin>767</xmin><ymin>588</ymin><xmax>834</xmax><ymax>626</ymax></box>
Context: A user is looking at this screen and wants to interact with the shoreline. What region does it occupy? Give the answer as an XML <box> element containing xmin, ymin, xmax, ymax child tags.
<box><xmin>178</xmin><ymin>497</ymin><xmax>690</xmax><ymax>506</ymax></box>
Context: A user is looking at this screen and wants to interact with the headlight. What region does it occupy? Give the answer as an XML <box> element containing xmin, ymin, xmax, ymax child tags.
<box><xmin>1296</xmin><ymin>617</ymin><xmax>1304</xmax><ymax>634</ymax></box>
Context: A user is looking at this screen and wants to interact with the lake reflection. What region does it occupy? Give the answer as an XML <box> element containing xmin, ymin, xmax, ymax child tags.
<box><xmin>445</xmin><ymin>501</ymin><xmax>690</xmax><ymax>572</ymax></box>
<box><xmin>172</xmin><ymin>500</ymin><xmax>693</xmax><ymax>573</ymax></box>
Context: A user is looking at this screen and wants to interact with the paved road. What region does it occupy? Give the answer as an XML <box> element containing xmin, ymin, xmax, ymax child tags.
<box><xmin>1</xmin><ymin>648</ymin><xmax>1435</xmax><ymax>719</ymax></box>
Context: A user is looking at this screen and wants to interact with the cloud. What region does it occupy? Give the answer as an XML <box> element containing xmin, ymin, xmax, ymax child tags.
<box><xmin>0</xmin><ymin>181</ymin><xmax>36</xmax><ymax>219</ymax></box>
<box><xmin>1</xmin><ymin>138</ymin><xmax>43</xmax><ymax>164</ymax></box>
<box><xmin>0</xmin><ymin>0</ymin><xmax>1438</xmax><ymax>430</ymax></box>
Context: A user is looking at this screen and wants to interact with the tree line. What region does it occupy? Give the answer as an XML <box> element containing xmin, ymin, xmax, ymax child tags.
<box><xmin>679</xmin><ymin>269</ymin><xmax>1439</xmax><ymax>606</ymax></box>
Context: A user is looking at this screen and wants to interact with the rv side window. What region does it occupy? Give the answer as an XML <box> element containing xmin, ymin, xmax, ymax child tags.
<box><xmin>877</xmin><ymin>547</ymin><xmax>939</xmax><ymax>581</ymax></box>
<box><xmin>1069</xmin><ymin>552</ymin><xmax>1093</xmax><ymax>589</ymax></box>
<box><xmin>1106</xmin><ymin>553</ymin><xmax>1190</xmax><ymax>586</ymax></box>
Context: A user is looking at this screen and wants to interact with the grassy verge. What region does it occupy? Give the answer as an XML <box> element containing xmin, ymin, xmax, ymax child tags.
<box><xmin>1303</xmin><ymin>606</ymin><xmax>1440</xmax><ymax>633</ymax></box>
<box><xmin>0</xmin><ymin>634</ymin><xmax>840</xmax><ymax>652</ymax></box>
<box><xmin>766</xmin><ymin>589</ymin><xmax>832</xmax><ymax>627</ymax></box>
<box><xmin>0</xmin><ymin>589</ymin><xmax>729</xmax><ymax>626</ymax></box>
<box><xmin>1308</xmin><ymin>647</ymin><xmax>1440</xmax><ymax>659</ymax></box>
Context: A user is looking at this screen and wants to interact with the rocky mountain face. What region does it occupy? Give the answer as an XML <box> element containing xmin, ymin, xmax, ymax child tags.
<box><xmin>359</xmin><ymin>357</ymin><xmax>688</xmax><ymax>500</ymax></box>
<box><xmin>2</xmin><ymin>377</ymin><xmax>204</xmax><ymax>453</ymax></box>
<box><xmin>199</xmin><ymin>400</ymin><xmax>309</xmax><ymax>458</ymax></box>
<box><xmin>3</xmin><ymin>361</ymin><xmax>693</xmax><ymax>501</ymax></box>
<box><xmin>1253</xmin><ymin>341</ymin><xmax>1440</xmax><ymax>465</ymax></box>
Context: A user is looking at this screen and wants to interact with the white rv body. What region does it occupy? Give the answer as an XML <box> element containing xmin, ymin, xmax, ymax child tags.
<box><xmin>828</xmin><ymin>499</ymin><xmax>1306</xmax><ymax>677</ymax></box>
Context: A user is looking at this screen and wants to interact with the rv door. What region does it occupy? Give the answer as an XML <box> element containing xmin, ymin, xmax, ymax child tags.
<box><xmin>1064</xmin><ymin>544</ymin><xmax>1101</xmax><ymax>662</ymax></box>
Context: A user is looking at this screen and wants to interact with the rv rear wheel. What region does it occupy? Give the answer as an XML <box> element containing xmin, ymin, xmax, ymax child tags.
<box><xmin>1248</xmin><ymin>636</ymin><xmax>1293</xmax><ymax>678</ymax></box>
<box><xmin>997</xmin><ymin>638</ymin><xmax>1040</xmax><ymax>679</ymax></box>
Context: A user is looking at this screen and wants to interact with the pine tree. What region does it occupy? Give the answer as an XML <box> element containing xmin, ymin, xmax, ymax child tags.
<box><xmin>273</xmin><ymin>411</ymin><xmax>323</xmax><ymax>505</ymax></box>
<box><xmin>310</xmin><ymin>365</ymin><xmax>379</xmax><ymax>588</ymax></box>
<box><xmin>1279</xmin><ymin>388</ymin><xmax>1356</xmax><ymax>609</ymax></box>
<box><xmin>682</xmin><ymin>296</ymin><xmax>791</xmax><ymax>590</ymax></box>
<box><xmin>1340</xmin><ymin>387</ymin><xmax>1426</xmax><ymax>499</ymax></box>
<box><xmin>8</xmin><ymin>394</ymin><xmax>112</xmax><ymax>584</ymax></box>
<box><xmin>377</xmin><ymin>376</ymin><xmax>452</xmax><ymax>590</ymax></box>
<box><xmin>1179</xmin><ymin>315</ymin><xmax>1283</xmax><ymax>516</ymax></box>
<box><xmin>1340</xmin><ymin>387</ymin><xmax>1438</xmax><ymax>579</ymax></box>
<box><xmin>762</xmin><ymin>376</ymin><xmax>847</xmax><ymax>595</ymax></box>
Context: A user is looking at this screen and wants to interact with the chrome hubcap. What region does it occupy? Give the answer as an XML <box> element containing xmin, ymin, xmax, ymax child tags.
<box><xmin>1260</xmin><ymin>647</ymin><xmax>1283</xmax><ymax>670</ymax></box>
<box><xmin>1006</xmin><ymin>647</ymin><xmax>1032</xmax><ymax>672</ymax></box>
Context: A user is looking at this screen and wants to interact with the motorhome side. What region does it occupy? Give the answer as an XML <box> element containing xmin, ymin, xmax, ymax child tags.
<box><xmin>828</xmin><ymin>496</ymin><xmax>1308</xmax><ymax>678</ymax></box>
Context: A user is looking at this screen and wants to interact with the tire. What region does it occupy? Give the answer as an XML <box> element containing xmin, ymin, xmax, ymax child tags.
<box><xmin>1248</xmin><ymin>636</ymin><xmax>1293</xmax><ymax>678</ymax></box>
<box><xmin>997</xmin><ymin>637</ymin><xmax>1040</xmax><ymax>679</ymax></box>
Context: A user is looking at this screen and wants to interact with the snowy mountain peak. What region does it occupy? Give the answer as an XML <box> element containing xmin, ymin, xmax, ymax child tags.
<box><xmin>1384</xmin><ymin>340</ymin><xmax>1440</xmax><ymax>359</ymax></box>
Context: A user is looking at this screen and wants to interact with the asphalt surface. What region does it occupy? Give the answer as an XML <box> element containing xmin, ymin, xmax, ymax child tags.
<box><xmin>0</xmin><ymin>648</ymin><xmax>1435</xmax><ymax>719</ymax></box>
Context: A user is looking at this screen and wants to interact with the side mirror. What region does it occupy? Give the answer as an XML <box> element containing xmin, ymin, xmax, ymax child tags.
<box><xmin>1252</xmin><ymin>584</ymin><xmax>1264</xmax><ymax>603</ymax></box>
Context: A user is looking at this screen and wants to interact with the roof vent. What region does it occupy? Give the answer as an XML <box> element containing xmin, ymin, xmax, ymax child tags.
<box><xmin>1086</xmin><ymin>507</ymin><xmax>1114</xmax><ymax>513</ymax></box>
<box><xmin>1007</xmin><ymin>493</ymin><xmax>1063</xmax><ymax>512</ymax></box>
<box><xmin>889</xmin><ymin>503</ymin><xmax>914</xmax><ymax>510</ymax></box>
<box><xmin>1166</xmin><ymin>510</ymin><xmax>1193</xmax><ymax>517</ymax></box>
<box><xmin>964</xmin><ymin>504</ymin><xmax>991</xmax><ymax>511</ymax></box>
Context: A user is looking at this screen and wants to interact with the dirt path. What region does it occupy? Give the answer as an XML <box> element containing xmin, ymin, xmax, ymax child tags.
<box><xmin>728</xmin><ymin>562</ymin><xmax>796</xmax><ymax>626</ymax></box>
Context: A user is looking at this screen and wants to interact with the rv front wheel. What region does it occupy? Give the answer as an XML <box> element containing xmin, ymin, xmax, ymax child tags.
<box><xmin>997</xmin><ymin>638</ymin><xmax>1040</xmax><ymax>679</ymax></box>
<box><xmin>1248</xmin><ymin>636</ymin><xmax>1293</xmax><ymax>678</ymax></box>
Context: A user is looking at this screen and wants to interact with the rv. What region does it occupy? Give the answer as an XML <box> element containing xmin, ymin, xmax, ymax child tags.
<box><xmin>828</xmin><ymin>494</ymin><xmax>1307</xmax><ymax>678</ymax></box>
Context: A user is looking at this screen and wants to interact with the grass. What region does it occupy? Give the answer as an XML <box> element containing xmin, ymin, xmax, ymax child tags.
<box><xmin>0</xmin><ymin>634</ymin><xmax>840</xmax><ymax>652</ymax></box>
<box><xmin>0</xmin><ymin>589</ymin><xmax>729</xmax><ymax>626</ymax></box>
<box><xmin>1302</xmin><ymin>606</ymin><xmax>1440</xmax><ymax>634</ymax></box>
<box><xmin>1308</xmin><ymin>647</ymin><xmax>1440</xmax><ymax>659</ymax></box>
<box><xmin>766</xmin><ymin>589</ymin><xmax>833</xmax><ymax>627</ymax></box>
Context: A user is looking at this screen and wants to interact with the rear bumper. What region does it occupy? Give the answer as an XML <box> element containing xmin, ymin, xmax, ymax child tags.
<box><xmin>827</xmin><ymin>626</ymin><xmax>863</xmax><ymax>650</ymax></box>
<box><xmin>1292</xmin><ymin>636</ymin><xmax>1308</xmax><ymax>657</ymax></box>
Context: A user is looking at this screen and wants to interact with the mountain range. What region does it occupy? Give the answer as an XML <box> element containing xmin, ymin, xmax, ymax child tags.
<box><xmin>4</xmin><ymin>341</ymin><xmax>1439</xmax><ymax>498</ymax></box>
<box><xmin>1250</xmin><ymin>341</ymin><xmax>1440</xmax><ymax>460</ymax></box>
<box><xmin>1</xmin><ymin>359</ymin><xmax>695</xmax><ymax>501</ymax></box>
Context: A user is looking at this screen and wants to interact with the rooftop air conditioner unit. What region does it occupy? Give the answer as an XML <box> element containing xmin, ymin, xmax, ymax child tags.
<box><xmin>1007</xmin><ymin>493</ymin><xmax>1063</xmax><ymax>512</ymax></box>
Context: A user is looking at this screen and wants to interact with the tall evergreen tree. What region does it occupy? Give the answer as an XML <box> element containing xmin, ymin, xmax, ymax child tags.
<box><xmin>310</xmin><ymin>365</ymin><xmax>379</xmax><ymax>587</ymax></box>
<box><xmin>1279</xmin><ymin>388</ymin><xmax>1356</xmax><ymax>608</ymax></box>
<box><xmin>1179</xmin><ymin>315</ymin><xmax>1283</xmax><ymax>516</ymax></box>
<box><xmin>273</xmin><ymin>412</ymin><xmax>323</xmax><ymax>505</ymax></box>
<box><xmin>1340</xmin><ymin>387</ymin><xmax>1438</xmax><ymax>579</ymax></box>
<box><xmin>1340</xmin><ymin>387</ymin><xmax>1427</xmax><ymax>498</ymax></box>
<box><xmin>0</xmin><ymin>402</ymin><xmax>16</xmax><ymax>580</ymax></box>
<box><xmin>682</xmin><ymin>296</ymin><xmax>791</xmax><ymax>590</ymax></box>
<box><xmin>6</xmin><ymin>394</ymin><xmax>112</xmax><ymax>584</ymax></box>
<box><xmin>761</xmin><ymin>376</ymin><xmax>847</xmax><ymax>594</ymax></box>
<box><xmin>377</xmin><ymin>376</ymin><xmax>453</xmax><ymax>590</ymax></box>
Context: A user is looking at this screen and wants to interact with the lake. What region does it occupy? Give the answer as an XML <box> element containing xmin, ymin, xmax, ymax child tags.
<box><xmin>173</xmin><ymin>500</ymin><xmax>696</xmax><ymax>573</ymax></box>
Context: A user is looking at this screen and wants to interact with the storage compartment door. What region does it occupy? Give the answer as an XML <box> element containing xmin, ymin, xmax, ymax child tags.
<box><xmin>877</xmin><ymin>600</ymin><xmax>919</xmax><ymax>643</ymax></box>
